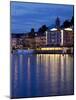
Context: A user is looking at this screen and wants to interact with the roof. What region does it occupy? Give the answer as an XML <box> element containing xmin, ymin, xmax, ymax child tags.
<box><xmin>50</xmin><ymin>28</ymin><xmax>57</xmax><ymax>31</ymax></box>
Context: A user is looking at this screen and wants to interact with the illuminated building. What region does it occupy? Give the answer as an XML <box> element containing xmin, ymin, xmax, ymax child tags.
<box><xmin>46</xmin><ymin>28</ymin><xmax>61</xmax><ymax>46</ymax></box>
<box><xmin>63</xmin><ymin>28</ymin><xmax>74</xmax><ymax>46</ymax></box>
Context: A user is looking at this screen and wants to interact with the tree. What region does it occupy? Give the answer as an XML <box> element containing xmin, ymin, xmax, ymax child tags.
<box><xmin>28</xmin><ymin>28</ymin><xmax>35</xmax><ymax>37</ymax></box>
<box><xmin>41</xmin><ymin>25</ymin><xmax>48</xmax><ymax>32</ymax></box>
<box><xmin>63</xmin><ymin>20</ymin><xmax>71</xmax><ymax>28</ymax></box>
<box><xmin>38</xmin><ymin>25</ymin><xmax>48</xmax><ymax>36</ymax></box>
<box><xmin>70</xmin><ymin>16</ymin><xmax>74</xmax><ymax>26</ymax></box>
<box><xmin>31</xmin><ymin>28</ymin><xmax>35</xmax><ymax>33</ymax></box>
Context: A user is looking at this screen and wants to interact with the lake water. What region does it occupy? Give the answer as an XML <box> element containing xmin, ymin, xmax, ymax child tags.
<box><xmin>11</xmin><ymin>54</ymin><xmax>74</xmax><ymax>98</ymax></box>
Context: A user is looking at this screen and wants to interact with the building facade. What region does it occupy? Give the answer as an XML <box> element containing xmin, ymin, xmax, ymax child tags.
<box><xmin>63</xmin><ymin>28</ymin><xmax>74</xmax><ymax>46</ymax></box>
<box><xmin>46</xmin><ymin>28</ymin><xmax>61</xmax><ymax>46</ymax></box>
<box><xmin>11</xmin><ymin>38</ymin><xmax>17</xmax><ymax>49</ymax></box>
<box><xmin>35</xmin><ymin>36</ymin><xmax>46</xmax><ymax>47</ymax></box>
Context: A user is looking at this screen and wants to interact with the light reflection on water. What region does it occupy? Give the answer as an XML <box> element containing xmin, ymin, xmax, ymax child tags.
<box><xmin>11</xmin><ymin>54</ymin><xmax>74</xmax><ymax>98</ymax></box>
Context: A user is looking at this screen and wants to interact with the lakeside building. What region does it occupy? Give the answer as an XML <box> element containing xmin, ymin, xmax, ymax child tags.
<box><xmin>46</xmin><ymin>28</ymin><xmax>61</xmax><ymax>46</ymax></box>
<box><xmin>35</xmin><ymin>36</ymin><xmax>46</xmax><ymax>48</ymax></box>
<box><xmin>63</xmin><ymin>28</ymin><xmax>74</xmax><ymax>46</ymax></box>
<box><xmin>11</xmin><ymin>38</ymin><xmax>17</xmax><ymax>49</ymax></box>
<box><xmin>45</xmin><ymin>27</ymin><xmax>73</xmax><ymax>47</ymax></box>
<box><xmin>11</xmin><ymin>27</ymin><xmax>74</xmax><ymax>50</ymax></box>
<box><xmin>21</xmin><ymin>36</ymin><xmax>36</xmax><ymax>49</ymax></box>
<box><xmin>11</xmin><ymin>38</ymin><xmax>24</xmax><ymax>49</ymax></box>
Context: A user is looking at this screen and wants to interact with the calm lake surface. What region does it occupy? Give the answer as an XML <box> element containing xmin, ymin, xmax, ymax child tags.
<box><xmin>11</xmin><ymin>54</ymin><xmax>74</xmax><ymax>98</ymax></box>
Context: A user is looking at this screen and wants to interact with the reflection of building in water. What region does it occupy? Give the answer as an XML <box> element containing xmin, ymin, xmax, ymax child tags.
<box><xmin>60</xmin><ymin>55</ymin><xmax>66</xmax><ymax>81</ymax></box>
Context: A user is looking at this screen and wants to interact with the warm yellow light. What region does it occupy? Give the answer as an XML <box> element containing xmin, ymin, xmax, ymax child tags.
<box><xmin>41</xmin><ymin>47</ymin><xmax>63</xmax><ymax>50</ymax></box>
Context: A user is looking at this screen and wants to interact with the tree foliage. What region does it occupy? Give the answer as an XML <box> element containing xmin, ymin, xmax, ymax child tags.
<box><xmin>62</xmin><ymin>16</ymin><xmax>74</xmax><ymax>28</ymax></box>
<box><xmin>38</xmin><ymin>25</ymin><xmax>48</xmax><ymax>36</ymax></box>
<box><xmin>28</xmin><ymin>28</ymin><xmax>35</xmax><ymax>37</ymax></box>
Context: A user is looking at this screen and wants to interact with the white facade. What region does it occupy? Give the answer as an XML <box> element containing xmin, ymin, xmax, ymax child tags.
<box><xmin>46</xmin><ymin>28</ymin><xmax>61</xmax><ymax>46</ymax></box>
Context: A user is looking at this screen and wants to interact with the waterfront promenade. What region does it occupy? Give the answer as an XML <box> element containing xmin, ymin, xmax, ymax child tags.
<box><xmin>12</xmin><ymin>46</ymin><xmax>73</xmax><ymax>54</ymax></box>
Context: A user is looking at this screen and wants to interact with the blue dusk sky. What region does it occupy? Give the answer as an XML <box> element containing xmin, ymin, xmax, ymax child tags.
<box><xmin>11</xmin><ymin>2</ymin><xmax>74</xmax><ymax>34</ymax></box>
